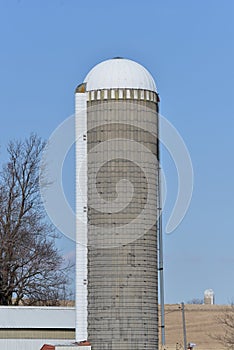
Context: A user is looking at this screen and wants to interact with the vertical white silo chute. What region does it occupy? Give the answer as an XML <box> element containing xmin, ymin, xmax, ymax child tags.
<box><xmin>75</xmin><ymin>90</ymin><xmax>88</xmax><ymax>341</ymax></box>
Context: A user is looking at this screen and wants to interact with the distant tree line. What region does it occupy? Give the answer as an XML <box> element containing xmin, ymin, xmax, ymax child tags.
<box><xmin>187</xmin><ymin>298</ymin><xmax>203</xmax><ymax>305</ymax></box>
<box><xmin>0</xmin><ymin>134</ymin><xmax>72</xmax><ymax>305</ymax></box>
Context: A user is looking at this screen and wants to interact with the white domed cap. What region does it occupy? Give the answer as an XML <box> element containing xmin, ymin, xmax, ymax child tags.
<box><xmin>84</xmin><ymin>58</ymin><xmax>157</xmax><ymax>92</ymax></box>
<box><xmin>204</xmin><ymin>289</ymin><xmax>214</xmax><ymax>296</ymax></box>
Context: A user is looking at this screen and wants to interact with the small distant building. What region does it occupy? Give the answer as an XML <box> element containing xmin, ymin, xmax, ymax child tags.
<box><xmin>204</xmin><ymin>289</ymin><xmax>215</xmax><ymax>304</ymax></box>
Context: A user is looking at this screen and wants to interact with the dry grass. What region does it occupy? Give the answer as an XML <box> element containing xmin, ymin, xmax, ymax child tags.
<box><xmin>158</xmin><ymin>304</ymin><xmax>229</xmax><ymax>350</ymax></box>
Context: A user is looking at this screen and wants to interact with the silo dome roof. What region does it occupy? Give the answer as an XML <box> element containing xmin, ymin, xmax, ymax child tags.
<box><xmin>84</xmin><ymin>58</ymin><xmax>157</xmax><ymax>92</ymax></box>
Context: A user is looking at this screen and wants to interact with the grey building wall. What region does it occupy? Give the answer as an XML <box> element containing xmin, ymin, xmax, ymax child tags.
<box><xmin>87</xmin><ymin>91</ymin><xmax>159</xmax><ymax>350</ymax></box>
<box><xmin>0</xmin><ymin>329</ymin><xmax>74</xmax><ymax>339</ymax></box>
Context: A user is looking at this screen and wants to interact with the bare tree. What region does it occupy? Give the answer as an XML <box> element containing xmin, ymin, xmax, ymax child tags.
<box><xmin>0</xmin><ymin>134</ymin><xmax>72</xmax><ymax>305</ymax></box>
<box><xmin>212</xmin><ymin>304</ymin><xmax>234</xmax><ymax>350</ymax></box>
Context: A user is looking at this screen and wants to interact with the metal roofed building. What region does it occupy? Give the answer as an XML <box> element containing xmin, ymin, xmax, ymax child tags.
<box><xmin>75</xmin><ymin>57</ymin><xmax>160</xmax><ymax>349</ymax></box>
<box><xmin>0</xmin><ymin>306</ymin><xmax>75</xmax><ymax>350</ymax></box>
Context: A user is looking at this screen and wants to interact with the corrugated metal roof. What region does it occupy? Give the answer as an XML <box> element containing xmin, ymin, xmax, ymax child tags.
<box><xmin>0</xmin><ymin>306</ymin><xmax>75</xmax><ymax>329</ymax></box>
<box><xmin>84</xmin><ymin>58</ymin><xmax>157</xmax><ymax>92</ymax></box>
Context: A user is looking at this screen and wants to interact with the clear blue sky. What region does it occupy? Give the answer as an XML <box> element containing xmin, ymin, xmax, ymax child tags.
<box><xmin>0</xmin><ymin>0</ymin><xmax>234</xmax><ymax>304</ymax></box>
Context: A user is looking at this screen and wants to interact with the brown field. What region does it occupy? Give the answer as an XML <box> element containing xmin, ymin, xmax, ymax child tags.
<box><xmin>158</xmin><ymin>304</ymin><xmax>229</xmax><ymax>350</ymax></box>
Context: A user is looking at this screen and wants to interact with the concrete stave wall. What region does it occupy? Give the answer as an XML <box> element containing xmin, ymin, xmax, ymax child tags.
<box><xmin>87</xmin><ymin>95</ymin><xmax>159</xmax><ymax>349</ymax></box>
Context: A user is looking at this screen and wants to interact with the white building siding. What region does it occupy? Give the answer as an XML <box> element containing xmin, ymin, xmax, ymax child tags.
<box><xmin>0</xmin><ymin>306</ymin><xmax>75</xmax><ymax>329</ymax></box>
<box><xmin>0</xmin><ymin>339</ymin><xmax>71</xmax><ymax>350</ymax></box>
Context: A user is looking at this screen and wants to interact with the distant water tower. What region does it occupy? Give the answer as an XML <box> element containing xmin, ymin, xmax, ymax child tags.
<box><xmin>204</xmin><ymin>289</ymin><xmax>215</xmax><ymax>305</ymax></box>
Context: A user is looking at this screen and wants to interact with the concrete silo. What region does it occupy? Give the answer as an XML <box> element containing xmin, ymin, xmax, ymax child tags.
<box><xmin>75</xmin><ymin>58</ymin><xmax>160</xmax><ymax>350</ymax></box>
<box><xmin>204</xmin><ymin>289</ymin><xmax>215</xmax><ymax>305</ymax></box>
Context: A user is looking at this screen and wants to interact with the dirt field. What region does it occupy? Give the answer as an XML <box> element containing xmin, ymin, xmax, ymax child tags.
<box><xmin>158</xmin><ymin>304</ymin><xmax>229</xmax><ymax>350</ymax></box>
